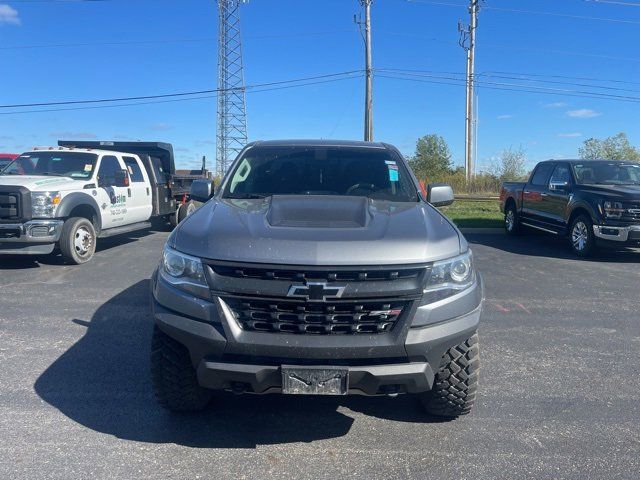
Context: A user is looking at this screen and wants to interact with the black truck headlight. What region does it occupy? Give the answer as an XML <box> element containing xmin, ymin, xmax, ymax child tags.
<box><xmin>421</xmin><ymin>251</ymin><xmax>475</xmax><ymax>304</ymax></box>
<box><xmin>162</xmin><ymin>246</ymin><xmax>207</xmax><ymax>287</ymax></box>
<box><xmin>602</xmin><ymin>201</ymin><xmax>624</xmax><ymax>219</ymax></box>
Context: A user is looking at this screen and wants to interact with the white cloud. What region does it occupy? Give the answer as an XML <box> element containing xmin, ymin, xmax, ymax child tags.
<box><xmin>544</xmin><ymin>102</ymin><xmax>568</xmax><ymax>109</ymax></box>
<box><xmin>0</xmin><ymin>4</ymin><xmax>20</xmax><ymax>25</ymax></box>
<box><xmin>497</xmin><ymin>114</ymin><xmax>513</xmax><ymax>120</ymax></box>
<box><xmin>566</xmin><ymin>109</ymin><xmax>601</xmax><ymax>119</ymax></box>
<box><xmin>151</xmin><ymin>123</ymin><xmax>172</xmax><ymax>131</ymax></box>
<box><xmin>557</xmin><ymin>132</ymin><xmax>582</xmax><ymax>138</ymax></box>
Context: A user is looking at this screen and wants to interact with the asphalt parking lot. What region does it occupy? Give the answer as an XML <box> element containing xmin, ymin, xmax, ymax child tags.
<box><xmin>1</xmin><ymin>231</ymin><xmax>639</xmax><ymax>479</ymax></box>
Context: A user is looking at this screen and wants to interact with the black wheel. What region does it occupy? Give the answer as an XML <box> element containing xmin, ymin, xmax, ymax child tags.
<box><xmin>419</xmin><ymin>333</ymin><xmax>479</xmax><ymax>419</ymax></box>
<box><xmin>569</xmin><ymin>214</ymin><xmax>596</xmax><ymax>257</ymax></box>
<box><xmin>177</xmin><ymin>201</ymin><xmax>196</xmax><ymax>224</ymax></box>
<box><xmin>58</xmin><ymin>217</ymin><xmax>96</xmax><ymax>265</ymax></box>
<box><xmin>504</xmin><ymin>203</ymin><xmax>520</xmax><ymax>235</ymax></box>
<box><xmin>150</xmin><ymin>326</ymin><xmax>212</xmax><ymax>412</ymax></box>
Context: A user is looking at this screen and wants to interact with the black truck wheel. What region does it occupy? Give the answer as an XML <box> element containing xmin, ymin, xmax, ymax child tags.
<box><xmin>504</xmin><ymin>203</ymin><xmax>520</xmax><ymax>235</ymax></box>
<box><xmin>419</xmin><ymin>333</ymin><xmax>479</xmax><ymax>419</ymax></box>
<box><xmin>569</xmin><ymin>214</ymin><xmax>596</xmax><ymax>257</ymax></box>
<box><xmin>150</xmin><ymin>326</ymin><xmax>212</xmax><ymax>412</ymax></box>
<box><xmin>58</xmin><ymin>217</ymin><xmax>97</xmax><ymax>265</ymax></box>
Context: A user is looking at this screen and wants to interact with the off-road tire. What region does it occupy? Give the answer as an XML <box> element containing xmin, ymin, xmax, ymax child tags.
<box><xmin>150</xmin><ymin>326</ymin><xmax>212</xmax><ymax>412</ymax></box>
<box><xmin>58</xmin><ymin>217</ymin><xmax>96</xmax><ymax>265</ymax></box>
<box><xmin>420</xmin><ymin>333</ymin><xmax>479</xmax><ymax>419</ymax></box>
<box><xmin>569</xmin><ymin>214</ymin><xmax>596</xmax><ymax>258</ymax></box>
<box><xmin>504</xmin><ymin>203</ymin><xmax>520</xmax><ymax>235</ymax></box>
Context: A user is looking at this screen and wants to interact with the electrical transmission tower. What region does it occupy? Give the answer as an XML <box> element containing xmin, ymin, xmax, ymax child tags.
<box><xmin>216</xmin><ymin>0</ymin><xmax>248</xmax><ymax>177</ymax></box>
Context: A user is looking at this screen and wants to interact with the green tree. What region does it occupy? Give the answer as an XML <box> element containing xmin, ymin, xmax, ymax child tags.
<box><xmin>491</xmin><ymin>147</ymin><xmax>527</xmax><ymax>181</ymax></box>
<box><xmin>578</xmin><ymin>132</ymin><xmax>640</xmax><ymax>162</ymax></box>
<box><xmin>408</xmin><ymin>134</ymin><xmax>452</xmax><ymax>180</ymax></box>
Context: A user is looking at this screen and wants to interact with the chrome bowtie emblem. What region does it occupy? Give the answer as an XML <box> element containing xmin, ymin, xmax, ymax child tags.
<box><xmin>287</xmin><ymin>282</ymin><xmax>346</xmax><ymax>302</ymax></box>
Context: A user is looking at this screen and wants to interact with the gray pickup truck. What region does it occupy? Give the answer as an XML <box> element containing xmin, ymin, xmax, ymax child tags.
<box><xmin>150</xmin><ymin>140</ymin><xmax>483</xmax><ymax>419</ymax></box>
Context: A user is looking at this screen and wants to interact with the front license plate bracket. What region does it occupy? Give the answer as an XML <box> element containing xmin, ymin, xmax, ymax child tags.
<box><xmin>281</xmin><ymin>366</ymin><xmax>349</xmax><ymax>395</ymax></box>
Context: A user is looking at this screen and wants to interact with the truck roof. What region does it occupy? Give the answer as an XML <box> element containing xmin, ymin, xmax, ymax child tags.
<box><xmin>22</xmin><ymin>146</ymin><xmax>136</xmax><ymax>156</ymax></box>
<box><xmin>250</xmin><ymin>139</ymin><xmax>388</xmax><ymax>149</ymax></box>
<box><xmin>541</xmin><ymin>159</ymin><xmax>634</xmax><ymax>164</ymax></box>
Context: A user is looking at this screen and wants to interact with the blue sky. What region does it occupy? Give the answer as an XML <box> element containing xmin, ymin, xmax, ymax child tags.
<box><xmin>0</xmin><ymin>0</ymin><xmax>638</xmax><ymax>171</ymax></box>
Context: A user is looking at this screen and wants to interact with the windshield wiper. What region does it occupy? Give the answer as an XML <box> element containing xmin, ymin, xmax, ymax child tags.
<box><xmin>225</xmin><ymin>193</ymin><xmax>269</xmax><ymax>199</ymax></box>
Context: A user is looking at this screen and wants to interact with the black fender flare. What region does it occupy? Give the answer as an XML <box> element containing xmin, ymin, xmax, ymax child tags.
<box><xmin>56</xmin><ymin>192</ymin><xmax>103</xmax><ymax>231</ymax></box>
<box><xmin>567</xmin><ymin>198</ymin><xmax>600</xmax><ymax>225</ymax></box>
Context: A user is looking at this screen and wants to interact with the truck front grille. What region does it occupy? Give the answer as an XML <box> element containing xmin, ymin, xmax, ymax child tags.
<box><xmin>223</xmin><ymin>297</ymin><xmax>408</xmax><ymax>335</ymax></box>
<box><xmin>212</xmin><ymin>265</ymin><xmax>423</xmax><ymax>282</ymax></box>
<box><xmin>623</xmin><ymin>203</ymin><xmax>640</xmax><ymax>222</ymax></box>
<box><xmin>0</xmin><ymin>193</ymin><xmax>20</xmax><ymax>221</ymax></box>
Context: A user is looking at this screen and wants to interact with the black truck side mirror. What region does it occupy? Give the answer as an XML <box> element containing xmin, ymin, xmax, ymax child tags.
<box><xmin>427</xmin><ymin>183</ymin><xmax>455</xmax><ymax>207</ymax></box>
<box><xmin>190</xmin><ymin>179</ymin><xmax>214</xmax><ymax>203</ymax></box>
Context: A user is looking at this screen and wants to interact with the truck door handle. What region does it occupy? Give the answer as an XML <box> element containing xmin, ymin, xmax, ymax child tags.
<box><xmin>540</xmin><ymin>192</ymin><xmax>549</xmax><ymax>197</ymax></box>
<box><xmin>524</xmin><ymin>190</ymin><xmax>531</xmax><ymax>194</ymax></box>
<box><xmin>127</xmin><ymin>188</ymin><xmax>131</xmax><ymax>197</ymax></box>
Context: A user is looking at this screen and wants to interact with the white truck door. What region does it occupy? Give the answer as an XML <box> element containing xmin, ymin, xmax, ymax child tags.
<box><xmin>96</xmin><ymin>154</ymin><xmax>130</xmax><ymax>229</ymax></box>
<box><xmin>123</xmin><ymin>155</ymin><xmax>153</xmax><ymax>223</ymax></box>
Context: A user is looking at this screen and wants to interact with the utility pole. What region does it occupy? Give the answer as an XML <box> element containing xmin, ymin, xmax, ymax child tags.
<box><xmin>358</xmin><ymin>0</ymin><xmax>374</xmax><ymax>142</ymax></box>
<box><xmin>459</xmin><ymin>0</ymin><xmax>479</xmax><ymax>182</ymax></box>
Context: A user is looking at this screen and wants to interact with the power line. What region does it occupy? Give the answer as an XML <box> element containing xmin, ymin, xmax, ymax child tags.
<box><xmin>0</xmin><ymin>30</ymin><xmax>356</xmax><ymax>51</ymax></box>
<box><xmin>379</xmin><ymin>67</ymin><xmax>640</xmax><ymax>93</ymax></box>
<box><xmin>0</xmin><ymin>71</ymin><xmax>362</xmax><ymax>109</ymax></box>
<box><xmin>375</xmin><ymin>71</ymin><xmax>640</xmax><ymax>103</ymax></box>
<box><xmin>584</xmin><ymin>0</ymin><xmax>640</xmax><ymax>6</ymax></box>
<box><xmin>480</xmin><ymin>70</ymin><xmax>640</xmax><ymax>87</ymax></box>
<box><xmin>376</xmin><ymin>28</ymin><xmax>640</xmax><ymax>63</ymax></box>
<box><xmin>0</xmin><ymin>74</ymin><xmax>363</xmax><ymax>115</ymax></box>
<box><xmin>406</xmin><ymin>0</ymin><xmax>640</xmax><ymax>24</ymax></box>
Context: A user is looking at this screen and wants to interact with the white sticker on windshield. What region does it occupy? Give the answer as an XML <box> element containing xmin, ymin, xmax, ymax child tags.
<box><xmin>84</xmin><ymin>164</ymin><xmax>93</xmax><ymax>172</ymax></box>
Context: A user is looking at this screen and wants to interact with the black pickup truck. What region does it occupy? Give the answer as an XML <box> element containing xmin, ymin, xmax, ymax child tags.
<box><xmin>500</xmin><ymin>160</ymin><xmax>640</xmax><ymax>256</ymax></box>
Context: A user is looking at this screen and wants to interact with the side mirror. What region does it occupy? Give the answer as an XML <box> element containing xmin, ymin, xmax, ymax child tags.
<box><xmin>549</xmin><ymin>181</ymin><xmax>569</xmax><ymax>192</ymax></box>
<box><xmin>190</xmin><ymin>179</ymin><xmax>214</xmax><ymax>203</ymax></box>
<box><xmin>114</xmin><ymin>169</ymin><xmax>129</xmax><ymax>188</ymax></box>
<box><xmin>427</xmin><ymin>183</ymin><xmax>454</xmax><ymax>207</ymax></box>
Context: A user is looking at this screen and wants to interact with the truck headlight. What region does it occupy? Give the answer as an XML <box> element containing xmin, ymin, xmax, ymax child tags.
<box><xmin>602</xmin><ymin>201</ymin><xmax>623</xmax><ymax>219</ymax></box>
<box><xmin>162</xmin><ymin>246</ymin><xmax>207</xmax><ymax>287</ymax></box>
<box><xmin>31</xmin><ymin>191</ymin><xmax>61</xmax><ymax>218</ymax></box>
<box><xmin>422</xmin><ymin>251</ymin><xmax>475</xmax><ymax>304</ymax></box>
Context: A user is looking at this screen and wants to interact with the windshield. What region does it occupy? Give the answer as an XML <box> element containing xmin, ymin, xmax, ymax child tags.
<box><xmin>0</xmin><ymin>158</ymin><xmax>14</xmax><ymax>171</ymax></box>
<box><xmin>1</xmin><ymin>152</ymin><xmax>98</xmax><ymax>180</ymax></box>
<box><xmin>223</xmin><ymin>146</ymin><xmax>419</xmax><ymax>202</ymax></box>
<box><xmin>573</xmin><ymin>162</ymin><xmax>640</xmax><ymax>185</ymax></box>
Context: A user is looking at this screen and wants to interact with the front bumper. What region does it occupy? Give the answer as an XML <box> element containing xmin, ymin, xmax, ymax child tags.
<box><xmin>0</xmin><ymin>220</ymin><xmax>63</xmax><ymax>255</ymax></box>
<box><xmin>151</xmin><ymin>268</ymin><xmax>483</xmax><ymax>395</ymax></box>
<box><xmin>593</xmin><ymin>224</ymin><xmax>640</xmax><ymax>244</ymax></box>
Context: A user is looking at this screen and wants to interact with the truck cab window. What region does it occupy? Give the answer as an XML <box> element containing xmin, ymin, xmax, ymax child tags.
<box><xmin>97</xmin><ymin>155</ymin><xmax>123</xmax><ymax>187</ymax></box>
<box><xmin>530</xmin><ymin>163</ymin><xmax>555</xmax><ymax>186</ymax></box>
<box><xmin>123</xmin><ymin>156</ymin><xmax>144</xmax><ymax>182</ymax></box>
<box><xmin>550</xmin><ymin>164</ymin><xmax>571</xmax><ymax>185</ymax></box>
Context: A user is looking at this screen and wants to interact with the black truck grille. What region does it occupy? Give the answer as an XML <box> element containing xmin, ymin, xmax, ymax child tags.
<box><xmin>224</xmin><ymin>297</ymin><xmax>408</xmax><ymax>335</ymax></box>
<box><xmin>623</xmin><ymin>204</ymin><xmax>640</xmax><ymax>222</ymax></box>
<box><xmin>0</xmin><ymin>193</ymin><xmax>20</xmax><ymax>221</ymax></box>
<box><xmin>212</xmin><ymin>265</ymin><xmax>423</xmax><ymax>282</ymax></box>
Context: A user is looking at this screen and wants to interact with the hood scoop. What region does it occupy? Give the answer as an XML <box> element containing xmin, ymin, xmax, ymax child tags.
<box><xmin>266</xmin><ymin>195</ymin><xmax>370</xmax><ymax>228</ymax></box>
